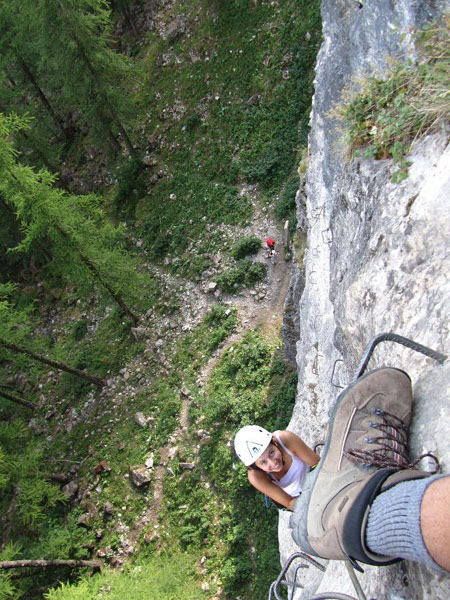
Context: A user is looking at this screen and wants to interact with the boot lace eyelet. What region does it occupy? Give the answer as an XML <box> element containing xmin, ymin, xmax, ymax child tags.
<box><xmin>346</xmin><ymin>408</ymin><xmax>440</xmax><ymax>471</ymax></box>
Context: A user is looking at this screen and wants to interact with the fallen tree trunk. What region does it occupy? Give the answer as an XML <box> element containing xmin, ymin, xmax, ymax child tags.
<box><xmin>0</xmin><ymin>559</ymin><xmax>101</xmax><ymax>570</ymax></box>
<box><xmin>0</xmin><ymin>390</ymin><xmax>36</xmax><ymax>410</ymax></box>
<box><xmin>0</xmin><ymin>339</ymin><xmax>107</xmax><ymax>387</ymax></box>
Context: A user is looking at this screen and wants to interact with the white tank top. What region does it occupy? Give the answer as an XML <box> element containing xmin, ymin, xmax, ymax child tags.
<box><xmin>269</xmin><ymin>431</ymin><xmax>308</xmax><ymax>497</ymax></box>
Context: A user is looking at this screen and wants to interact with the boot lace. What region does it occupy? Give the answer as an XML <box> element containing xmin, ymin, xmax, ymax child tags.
<box><xmin>345</xmin><ymin>407</ymin><xmax>440</xmax><ymax>474</ymax></box>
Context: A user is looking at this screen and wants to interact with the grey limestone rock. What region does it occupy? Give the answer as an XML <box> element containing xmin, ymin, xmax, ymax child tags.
<box><xmin>280</xmin><ymin>1</ymin><xmax>449</xmax><ymax>598</ymax></box>
<box><xmin>282</xmin><ymin>265</ymin><xmax>304</xmax><ymax>367</ymax></box>
<box><xmin>134</xmin><ymin>412</ymin><xmax>148</xmax><ymax>428</ymax></box>
<box><xmin>62</xmin><ymin>480</ymin><xmax>79</xmax><ymax>500</ymax></box>
<box><xmin>129</xmin><ymin>466</ymin><xmax>152</xmax><ymax>487</ymax></box>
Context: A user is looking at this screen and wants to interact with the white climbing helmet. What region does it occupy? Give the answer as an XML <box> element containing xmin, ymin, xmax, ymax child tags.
<box><xmin>234</xmin><ymin>425</ymin><xmax>272</xmax><ymax>466</ymax></box>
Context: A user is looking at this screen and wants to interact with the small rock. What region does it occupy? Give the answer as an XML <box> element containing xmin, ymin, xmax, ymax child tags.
<box><xmin>77</xmin><ymin>513</ymin><xmax>92</xmax><ymax>528</ymax></box>
<box><xmin>131</xmin><ymin>326</ymin><xmax>146</xmax><ymax>341</ymax></box>
<box><xmin>62</xmin><ymin>480</ymin><xmax>79</xmax><ymax>500</ymax></box>
<box><xmin>168</xmin><ymin>446</ymin><xmax>178</xmax><ymax>460</ymax></box>
<box><xmin>180</xmin><ymin>385</ymin><xmax>192</xmax><ymax>398</ymax></box>
<box><xmin>142</xmin><ymin>155</ymin><xmax>157</xmax><ymax>167</ymax></box>
<box><xmin>180</xmin><ymin>462</ymin><xmax>195</xmax><ymax>470</ymax></box>
<box><xmin>97</xmin><ymin>546</ymin><xmax>113</xmax><ymax>558</ymax></box>
<box><xmin>134</xmin><ymin>412</ymin><xmax>148</xmax><ymax>428</ymax></box>
<box><xmin>165</xmin><ymin>18</ymin><xmax>185</xmax><ymax>41</ymax></box>
<box><xmin>130</xmin><ymin>466</ymin><xmax>152</xmax><ymax>487</ymax></box>
<box><xmin>103</xmin><ymin>501</ymin><xmax>114</xmax><ymax>515</ymax></box>
<box><xmin>28</xmin><ymin>418</ymin><xmax>44</xmax><ymax>434</ymax></box>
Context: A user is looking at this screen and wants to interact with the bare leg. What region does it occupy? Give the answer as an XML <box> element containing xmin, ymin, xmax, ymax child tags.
<box><xmin>421</xmin><ymin>476</ymin><xmax>450</xmax><ymax>571</ymax></box>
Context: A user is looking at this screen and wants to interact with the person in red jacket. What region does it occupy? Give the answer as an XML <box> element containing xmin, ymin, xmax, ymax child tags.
<box><xmin>266</xmin><ymin>238</ymin><xmax>275</xmax><ymax>251</ymax></box>
<box><xmin>266</xmin><ymin>238</ymin><xmax>275</xmax><ymax>258</ymax></box>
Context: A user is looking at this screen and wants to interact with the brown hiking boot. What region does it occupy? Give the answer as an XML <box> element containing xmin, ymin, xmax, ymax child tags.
<box><xmin>290</xmin><ymin>367</ymin><xmax>431</xmax><ymax>565</ymax></box>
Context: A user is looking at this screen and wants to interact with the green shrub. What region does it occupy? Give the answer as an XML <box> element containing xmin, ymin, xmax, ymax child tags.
<box><xmin>240</xmin><ymin>149</ymin><xmax>281</xmax><ymax>187</ymax></box>
<box><xmin>201</xmin><ymin>305</ymin><xmax>238</xmax><ymax>351</ymax></box>
<box><xmin>184</xmin><ymin>113</ymin><xmax>202</xmax><ymax>131</ymax></box>
<box><xmin>71</xmin><ymin>319</ymin><xmax>89</xmax><ymax>341</ymax></box>
<box><xmin>231</xmin><ymin>236</ymin><xmax>261</xmax><ymax>260</ymax></box>
<box><xmin>275</xmin><ymin>175</ymin><xmax>299</xmax><ymax>221</ymax></box>
<box><xmin>216</xmin><ymin>259</ymin><xmax>266</xmax><ymax>293</ymax></box>
<box><xmin>275</xmin><ymin>174</ymin><xmax>299</xmax><ymax>232</ymax></box>
<box><xmin>113</xmin><ymin>155</ymin><xmax>147</xmax><ymax>217</ymax></box>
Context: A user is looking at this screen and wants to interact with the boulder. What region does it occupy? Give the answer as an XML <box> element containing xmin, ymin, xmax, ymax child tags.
<box><xmin>62</xmin><ymin>480</ymin><xmax>79</xmax><ymax>500</ymax></box>
<box><xmin>130</xmin><ymin>466</ymin><xmax>152</xmax><ymax>487</ymax></box>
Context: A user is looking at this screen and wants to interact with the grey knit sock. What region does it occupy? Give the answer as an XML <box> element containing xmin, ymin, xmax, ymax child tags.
<box><xmin>365</xmin><ymin>473</ymin><xmax>449</xmax><ymax>574</ymax></box>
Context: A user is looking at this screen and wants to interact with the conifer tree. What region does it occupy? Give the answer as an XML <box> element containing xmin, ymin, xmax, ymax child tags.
<box><xmin>0</xmin><ymin>2</ymin><xmax>69</xmax><ymax>165</ymax></box>
<box><xmin>0</xmin><ymin>113</ymin><xmax>142</xmax><ymax>326</ymax></box>
<box><xmin>30</xmin><ymin>0</ymin><xmax>136</xmax><ymax>154</ymax></box>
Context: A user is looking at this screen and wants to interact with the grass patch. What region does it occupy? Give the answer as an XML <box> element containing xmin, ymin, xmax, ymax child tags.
<box><xmin>340</xmin><ymin>18</ymin><xmax>449</xmax><ymax>181</ymax></box>
<box><xmin>44</xmin><ymin>551</ymin><xmax>205</xmax><ymax>600</ymax></box>
<box><xmin>162</xmin><ymin>330</ymin><xmax>298</xmax><ymax>599</ymax></box>
<box><xmin>134</xmin><ymin>0</ymin><xmax>321</xmax><ymax>276</ymax></box>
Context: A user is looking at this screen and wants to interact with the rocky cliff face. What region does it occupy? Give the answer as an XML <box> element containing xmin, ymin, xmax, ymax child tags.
<box><xmin>280</xmin><ymin>1</ymin><xmax>449</xmax><ymax>598</ymax></box>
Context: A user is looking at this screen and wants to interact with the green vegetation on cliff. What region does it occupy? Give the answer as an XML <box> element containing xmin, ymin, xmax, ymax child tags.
<box><xmin>341</xmin><ymin>18</ymin><xmax>449</xmax><ymax>181</ymax></box>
